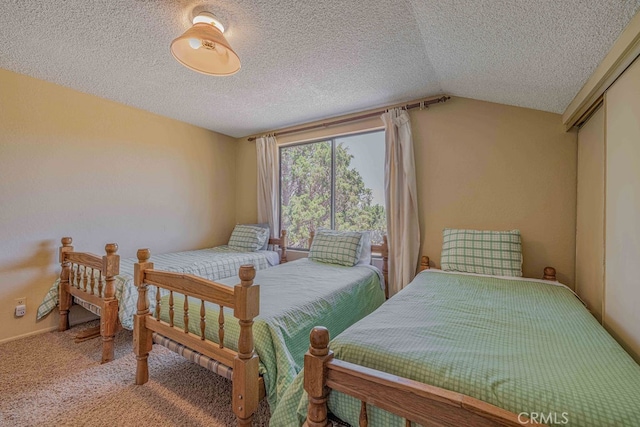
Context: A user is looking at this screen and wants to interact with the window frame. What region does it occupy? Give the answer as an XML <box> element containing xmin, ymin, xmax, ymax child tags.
<box><xmin>278</xmin><ymin>129</ymin><xmax>385</xmax><ymax>250</ymax></box>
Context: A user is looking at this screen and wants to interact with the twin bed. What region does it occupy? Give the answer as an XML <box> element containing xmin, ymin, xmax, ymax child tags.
<box><xmin>133</xmin><ymin>230</ymin><xmax>389</xmax><ymax>426</ymax></box>
<box><xmin>277</xmin><ymin>267</ymin><xmax>640</xmax><ymax>426</ymax></box>
<box><xmin>39</xmin><ymin>227</ymin><xmax>287</xmax><ymax>363</ymax></box>
<box><xmin>271</xmin><ymin>231</ymin><xmax>640</xmax><ymax>427</ymax></box>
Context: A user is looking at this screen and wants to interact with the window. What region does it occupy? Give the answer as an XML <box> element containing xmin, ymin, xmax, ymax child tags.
<box><xmin>280</xmin><ymin>130</ymin><xmax>386</xmax><ymax>248</ymax></box>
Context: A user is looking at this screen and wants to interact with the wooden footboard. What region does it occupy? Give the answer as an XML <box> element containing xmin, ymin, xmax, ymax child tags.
<box><xmin>133</xmin><ymin>249</ymin><xmax>262</xmax><ymax>427</ymax></box>
<box><xmin>304</xmin><ymin>327</ymin><xmax>543</xmax><ymax>427</ymax></box>
<box><xmin>58</xmin><ymin>237</ymin><xmax>120</xmax><ymax>363</ymax></box>
<box><xmin>268</xmin><ymin>229</ymin><xmax>288</xmax><ymax>263</ymax></box>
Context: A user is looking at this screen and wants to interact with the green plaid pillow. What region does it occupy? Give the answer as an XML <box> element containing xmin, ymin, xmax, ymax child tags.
<box><xmin>441</xmin><ymin>228</ymin><xmax>523</xmax><ymax>277</ymax></box>
<box><xmin>309</xmin><ymin>229</ymin><xmax>363</xmax><ymax>267</ymax></box>
<box><xmin>228</xmin><ymin>224</ymin><xmax>270</xmax><ymax>252</ymax></box>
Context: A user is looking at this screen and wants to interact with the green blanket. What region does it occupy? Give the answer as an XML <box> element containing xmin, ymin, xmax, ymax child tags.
<box><xmin>157</xmin><ymin>258</ymin><xmax>385</xmax><ymax>411</ymax></box>
<box><xmin>271</xmin><ymin>270</ymin><xmax>640</xmax><ymax>426</ymax></box>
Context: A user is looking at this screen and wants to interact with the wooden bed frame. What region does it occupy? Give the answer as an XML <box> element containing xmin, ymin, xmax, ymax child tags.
<box><xmin>57</xmin><ymin>231</ymin><xmax>287</xmax><ymax>364</ymax></box>
<box><xmin>133</xmin><ymin>234</ymin><xmax>389</xmax><ymax>426</ymax></box>
<box><xmin>57</xmin><ymin>237</ymin><xmax>121</xmax><ymax>363</ymax></box>
<box><xmin>134</xmin><ymin>252</ymin><xmax>260</xmax><ymax>426</ymax></box>
<box><xmin>303</xmin><ymin>258</ymin><xmax>556</xmax><ymax>427</ymax></box>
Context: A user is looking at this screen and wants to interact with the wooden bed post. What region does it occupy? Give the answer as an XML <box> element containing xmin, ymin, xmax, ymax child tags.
<box><xmin>309</xmin><ymin>230</ymin><xmax>315</xmax><ymax>248</ymax></box>
<box><xmin>420</xmin><ymin>255</ymin><xmax>430</xmax><ymax>271</ymax></box>
<box><xmin>304</xmin><ymin>327</ymin><xmax>334</xmax><ymax>427</ymax></box>
<box><xmin>58</xmin><ymin>237</ymin><xmax>73</xmax><ymax>332</ymax></box>
<box><xmin>133</xmin><ymin>249</ymin><xmax>154</xmax><ymax>385</ymax></box>
<box><xmin>233</xmin><ymin>265</ymin><xmax>260</xmax><ymax>427</ymax></box>
<box><xmin>101</xmin><ymin>243</ymin><xmax>120</xmax><ymax>363</ymax></box>
<box><xmin>381</xmin><ymin>235</ymin><xmax>389</xmax><ymax>299</ymax></box>
<box><xmin>280</xmin><ymin>229</ymin><xmax>288</xmax><ymax>263</ymax></box>
<box><xmin>543</xmin><ymin>267</ymin><xmax>557</xmax><ymax>281</ymax></box>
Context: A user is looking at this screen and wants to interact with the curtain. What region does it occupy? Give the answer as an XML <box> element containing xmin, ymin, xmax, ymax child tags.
<box><xmin>256</xmin><ymin>135</ymin><xmax>279</xmax><ymax>238</ymax></box>
<box><xmin>381</xmin><ymin>108</ymin><xmax>420</xmax><ymax>295</ymax></box>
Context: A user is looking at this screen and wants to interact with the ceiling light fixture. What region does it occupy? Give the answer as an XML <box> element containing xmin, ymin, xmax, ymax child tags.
<box><xmin>170</xmin><ymin>12</ymin><xmax>241</xmax><ymax>76</ymax></box>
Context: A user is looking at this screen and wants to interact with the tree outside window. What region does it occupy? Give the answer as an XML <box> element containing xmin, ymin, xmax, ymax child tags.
<box><xmin>280</xmin><ymin>131</ymin><xmax>386</xmax><ymax>248</ymax></box>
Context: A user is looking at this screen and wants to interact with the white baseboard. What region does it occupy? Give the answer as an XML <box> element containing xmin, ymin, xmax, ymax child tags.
<box><xmin>0</xmin><ymin>326</ymin><xmax>58</xmax><ymax>344</ymax></box>
<box><xmin>1</xmin><ymin>306</ymin><xmax>99</xmax><ymax>345</ymax></box>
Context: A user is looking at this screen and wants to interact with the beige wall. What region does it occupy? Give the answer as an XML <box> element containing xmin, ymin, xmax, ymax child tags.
<box><xmin>236</xmin><ymin>97</ymin><xmax>577</xmax><ymax>285</ymax></box>
<box><xmin>0</xmin><ymin>72</ymin><xmax>578</xmax><ymax>343</ymax></box>
<box><xmin>0</xmin><ymin>68</ymin><xmax>237</xmax><ymax>342</ymax></box>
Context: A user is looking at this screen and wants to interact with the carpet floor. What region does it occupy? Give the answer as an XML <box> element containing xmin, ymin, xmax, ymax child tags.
<box><xmin>0</xmin><ymin>321</ymin><xmax>270</xmax><ymax>426</ymax></box>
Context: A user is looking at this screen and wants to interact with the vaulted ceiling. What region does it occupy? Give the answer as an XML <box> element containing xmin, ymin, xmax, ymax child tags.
<box><xmin>1</xmin><ymin>1</ymin><xmax>639</xmax><ymax>137</ymax></box>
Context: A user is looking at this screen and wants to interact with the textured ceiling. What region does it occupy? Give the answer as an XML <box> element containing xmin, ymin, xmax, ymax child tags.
<box><xmin>1</xmin><ymin>1</ymin><xmax>639</xmax><ymax>138</ymax></box>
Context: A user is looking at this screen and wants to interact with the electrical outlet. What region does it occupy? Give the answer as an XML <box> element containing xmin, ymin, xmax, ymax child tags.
<box><xmin>15</xmin><ymin>305</ymin><xmax>26</xmax><ymax>317</ymax></box>
<box><xmin>14</xmin><ymin>298</ymin><xmax>27</xmax><ymax>317</ymax></box>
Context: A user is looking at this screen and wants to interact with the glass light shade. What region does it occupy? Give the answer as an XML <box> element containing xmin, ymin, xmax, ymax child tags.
<box><xmin>170</xmin><ymin>22</ymin><xmax>241</xmax><ymax>76</ymax></box>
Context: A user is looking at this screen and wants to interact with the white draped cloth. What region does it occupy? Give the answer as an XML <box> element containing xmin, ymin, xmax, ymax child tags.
<box><xmin>256</xmin><ymin>135</ymin><xmax>279</xmax><ymax>237</ymax></box>
<box><xmin>381</xmin><ymin>108</ymin><xmax>420</xmax><ymax>296</ymax></box>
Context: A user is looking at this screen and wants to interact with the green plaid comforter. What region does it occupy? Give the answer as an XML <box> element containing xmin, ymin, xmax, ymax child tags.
<box><xmin>162</xmin><ymin>258</ymin><xmax>385</xmax><ymax>411</ymax></box>
<box><xmin>37</xmin><ymin>246</ymin><xmax>277</xmax><ymax>330</ymax></box>
<box><xmin>271</xmin><ymin>270</ymin><xmax>640</xmax><ymax>426</ymax></box>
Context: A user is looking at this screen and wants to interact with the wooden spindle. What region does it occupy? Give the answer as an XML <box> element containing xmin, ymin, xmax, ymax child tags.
<box><xmin>308</xmin><ymin>230</ymin><xmax>316</xmax><ymax>248</ymax></box>
<box><xmin>90</xmin><ymin>268</ymin><xmax>95</xmax><ymax>295</ymax></box>
<box><xmin>135</xmin><ymin>248</ymin><xmax>151</xmax><ymax>315</ymax></box>
<box><xmin>200</xmin><ymin>300</ymin><xmax>206</xmax><ymax>340</ymax></box>
<box><xmin>405</xmin><ymin>419</ymin><xmax>411</xmax><ymax>427</ymax></box>
<box><xmin>184</xmin><ymin>295</ymin><xmax>189</xmax><ymax>333</ymax></box>
<box><xmin>103</xmin><ymin>243</ymin><xmax>118</xmax><ymax>299</ymax></box>
<box><xmin>280</xmin><ymin>229</ymin><xmax>288</xmax><ymax>263</ymax></box>
<box><xmin>218</xmin><ymin>305</ymin><xmax>225</xmax><ymax>348</ymax></box>
<box><xmin>98</xmin><ymin>270</ymin><xmax>103</xmax><ymax>297</ymax></box>
<box><xmin>169</xmin><ymin>291</ymin><xmax>174</xmax><ymax>327</ymax></box>
<box><xmin>155</xmin><ymin>286</ymin><xmax>161</xmax><ymax>321</ymax></box>
<box><xmin>58</xmin><ymin>237</ymin><xmax>73</xmax><ymax>332</ymax></box>
<box><xmin>359</xmin><ymin>401</ymin><xmax>368</xmax><ymax>427</ymax></box>
<box><xmin>101</xmin><ymin>242</ymin><xmax>119</xmax><ymax>363</ymax></box>
<box><xmin>82</xmin><ymin>265</ymin><xmax>88</xmax><ymax>291</ymax></box>
<box><xmin>233</xmin><ymin>265</ymin><xmax>260</xmax><ymax>427</ymax></box>
<box><xmin>70</xmin><ymin>264</ymin><xmax>76</xmax><ymax>288</ymax></box>
<box><xmin>236</xmin><ymin>266</ymin><xmax>257</xmax><ymax>359</ymax></box>
<box><xmin>382</xmin><ymin>235</ymin><xmax>389</xmax><ymax>299</ymax></box>
<box><xmin>136</xmin><ymin>281</ymin><xmax>148</xmax><ymax>317</ymax></box>
<box><xmin>304</xmin><ymin>326</ymin><xmax>334</xmax><ymax>427</ymax></box>
<box><xmin>133</xmin><ymin>248</ymin><xmax>153</xmax><ymax>385</ymax></box>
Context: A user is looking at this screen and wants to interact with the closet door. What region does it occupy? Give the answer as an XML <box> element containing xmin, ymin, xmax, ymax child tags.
<box><xmin>605</xmin><ymin>57</ymin><xmax>640</xmax><ymax>362</ymax></box>
<box><xmin>576</xmin><ymin>106</ymin><xmax>605</xmax><ymax>322</ymax></box>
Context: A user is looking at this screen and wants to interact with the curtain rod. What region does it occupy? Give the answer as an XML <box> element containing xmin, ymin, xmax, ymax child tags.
<box><xmin>247</xmin><ymin>95</ymin><xmax>450</xmax><ymax>141</ymax></box>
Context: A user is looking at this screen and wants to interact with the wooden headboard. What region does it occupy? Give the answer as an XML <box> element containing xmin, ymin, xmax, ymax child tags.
<box><xmin>268</xmin><ymin>229</ymin><xmax>288</xmax><ymax>263</ymax></box>
<box><xmin>418</xmin><ymin>255</ymin><xmax>557</xmax><ymax>282</ymax></box>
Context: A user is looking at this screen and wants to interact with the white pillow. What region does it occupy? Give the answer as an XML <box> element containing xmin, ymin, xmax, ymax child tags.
<box><xmin>356</xmin><ymin>231</ymin><xmax>372</xmax><ymax>265</ymax></box>
<box><xmin>244</xmin><ymin>223</ymin><xmax>271</xmax><ymax>250</ymax></box>
<box><xmin>228</xmin><ymin>224</ymin><xmax>270</xmax><ymax>252</ymax></box>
